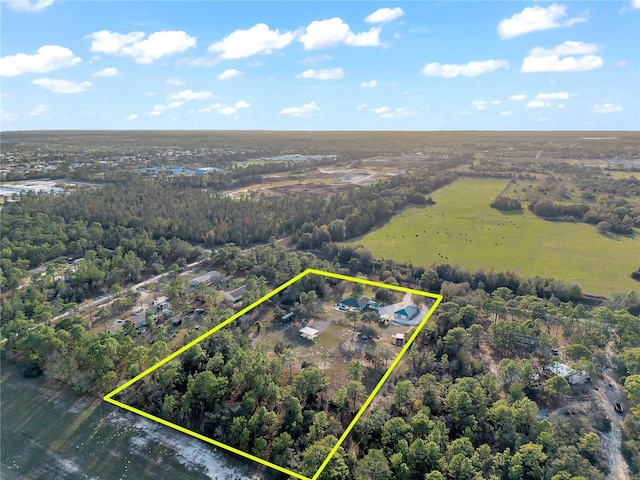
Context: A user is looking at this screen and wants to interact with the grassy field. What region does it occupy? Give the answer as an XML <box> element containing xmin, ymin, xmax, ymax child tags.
<box><xmin>604</xmin><ymin>170</ymin><xmax>640</xmax><ymax>179</ymax></box>
<box><xmin>356</xmin><ymin>178</ymin><xmax>639</xmax><ymax>296</ymax></box>
<box><xmin>0</xmin><ymin>360</ymin><xmax>253</xmax><ymax>480</ymax></box>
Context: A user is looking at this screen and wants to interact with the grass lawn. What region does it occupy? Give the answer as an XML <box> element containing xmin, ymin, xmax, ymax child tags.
<box><xmin>356</xmin><ymin>178</ymin><xmax>639</xmax><ymax>297</ymax></box>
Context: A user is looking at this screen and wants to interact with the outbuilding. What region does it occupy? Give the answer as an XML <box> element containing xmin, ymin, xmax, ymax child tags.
<box><xmin>299</xmin><ymin>326</ymin><xmax>319</xmax><ymax>341</ymax></box>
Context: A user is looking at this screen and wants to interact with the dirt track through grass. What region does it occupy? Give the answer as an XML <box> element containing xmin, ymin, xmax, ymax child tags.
<box><xmin>357</xmin><ymin>178</ymin><xmax>639</xmax><ymax>296</ymax></box>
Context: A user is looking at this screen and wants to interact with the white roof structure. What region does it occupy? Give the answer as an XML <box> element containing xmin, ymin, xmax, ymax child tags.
<box><xmin>299</xmin><ymin>326</ymin><xmax>319</xmax><ymax>340</ymax></box>
<box><xmin>546</xmin><ymin>361</ymin><xmax>571</xmax><ymax>377</ymax></box>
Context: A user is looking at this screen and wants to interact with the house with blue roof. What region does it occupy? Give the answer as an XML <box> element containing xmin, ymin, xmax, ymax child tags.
<box><xmin>394</xmin><ymin>305</ymin><xmax>420</xmax><ymax>322</ymax></box>
<box><xmin>338</xmin><ymin>296</ymin><xmax>370</xmax><ymax>313</ymax></box>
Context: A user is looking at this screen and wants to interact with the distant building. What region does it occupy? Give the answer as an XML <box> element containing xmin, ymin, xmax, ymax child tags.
<box><xmin>392</xmin><ymin>333</ymin><xmax>406</xmax><ymax>346</ymax></box>
<box><xmin>281</xmin><ymin>312</ymin><xmax>294</xmax><ymax>323</ymax></box>
<box><xmin>225</xmin><ymin>285</ymin><xmax>247</xmax><ymax>303</ymax></box>
<box><xmin>515</xmin><ymin>334</ymin><xmax>538</xmax><ymax>347</ymax></box>
<box><xmin>546</xmin><ymin>361</ymin><xmax>590</xmax><ymax>385</ymax></box>
<box><xmin>299</xmin><ymin>326</ymin><xmax>319</xmax><ymax>341</ymax></box>
<box><xmin>394</xmin><ymin>305</ymin><xmax>419</xmax><ymax>322</ymax></box>
<box><xmin>190</xmin><ymin>270</ymin><xmax>225</xmax><ymax>288</ymax></box>
<box><xmin>338</xmin><ymin>296</ymin><xmax>371</xmax><ymax>313</ymax></box>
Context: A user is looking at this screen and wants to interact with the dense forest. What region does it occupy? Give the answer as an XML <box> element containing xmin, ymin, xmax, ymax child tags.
<box><xmin>0</xmin><ymin>168</ymin><xmax>455</xmax><ymax>297</ymax></box>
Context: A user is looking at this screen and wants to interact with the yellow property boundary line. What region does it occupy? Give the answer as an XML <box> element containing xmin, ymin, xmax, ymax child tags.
<box><xmin>104</xmin><ymin>268</ymin><xmax>443</xmax><ymax>480</ymax></box>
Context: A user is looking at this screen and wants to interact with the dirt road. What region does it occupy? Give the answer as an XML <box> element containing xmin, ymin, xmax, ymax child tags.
<box><xmin>592</xmin><ymin>371</ymin><xmax>631</xmax><ymax>480</ymax></box>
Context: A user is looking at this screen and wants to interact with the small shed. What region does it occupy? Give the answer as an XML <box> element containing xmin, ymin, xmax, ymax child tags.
<box><xmin>379</xmin><ymin>314</ymin><xmax>392</xmax><ymax>324</ymax></box>
<box><xmin>392</xmin><ymin>333</ymin><xmax>406</xmax><ymax>346</ymax></box>
<box><xmin>281</xmin><ymin>312</ymin><xmax>294</xmax><ymax>323</ymax></box>
<box><xmin>172</xmin><ymin>317</ymin><xmax>182</xmax><ymax>326</ymax></box>
<box><xmin>299</xmin><ymin>326</ymin><xmax>319</xmax><ymax>341</ymax></box>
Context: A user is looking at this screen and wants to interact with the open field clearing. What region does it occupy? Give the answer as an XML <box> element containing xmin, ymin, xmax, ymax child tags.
<box><xmin>356</xmin><ymin>178</ymin><xmax>640</xmax><ymax>296</ymax></box>
<box><xmin>604</xmin><ymin>170</ymin><xmax>640</xmax><ymax>179</ymax></box>
<box><xmin>0</xmin><ymin>361</ymin><xmax>255</xmax><ymax>480</ymax></box>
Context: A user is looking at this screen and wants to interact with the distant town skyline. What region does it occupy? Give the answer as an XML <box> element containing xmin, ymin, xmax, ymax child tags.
<box><xmin>1</xmin><ymin>1</ymin><xmax>638</xmax><ymax>130</ymax></box>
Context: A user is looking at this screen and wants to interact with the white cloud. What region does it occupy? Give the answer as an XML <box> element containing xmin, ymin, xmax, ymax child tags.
<box><xmin>299</xmin><ymin>18</ymin><xmax>381</xmax><ymax>50</ymax></box>
<box><xmin>497</xmin><ymin>4</ymin><xmax>589</xmax><ymax>39</ymax></box>
<box><xmin>535</xmin><ymin>92</ymin><xmax>571</xmax><ymax>100</ymax></box>
<box><xmin>421</xmin><ymin>59</ymin><xmax>509</xmax><ymax>77</ymax></box>
<box><xmin>218</xmin><ymin>106</ymin><xmax>237</xmax><ymax>115</ymax></box>
<box><xmin>197</xmin><ymin>100</ymin><xmax>250</xmax><ymax>115</ymax></box>
<box><xmin>371</xmin><ymin>107</ymin><xmax>390</xmax><ymax>115</ymax></box>
<box><xmin>364</xmin><ymin>7</ymin><xmax>404</xmax><ymax>24</ymax></box>
<box><xmin>521</xmin><ymin>41</ymin><xmax>603</xmax><ymax>73</ymax></box>
<box><xmin>509</xmin><ymin>94</ymin><xmax>527</xmax><ymax>101</ymax></box>
<box><xmin>168</xmin><ymin>101</ymin><xmax>184</xmax><ymax>108</ymax></box>
<box><xmin>126</xmin><ymin>114</ymin><xmax>139</xmax><ymax>120</ymax></box>
<box><xmin>471</xmin><ymin>100</ymin><xmax>488</xmax><ymax>110</ymax></box>
<box><xmin>300</xmin><ymin>54</ymin><xmax>334</xmax><ymax>64</ymax></box>
<box><xmin>526</xmin><ymin>100</ymin><xmax>551</xmax><ymax>108</ymax></box>
<box><xmin>5</xmin><ymin>0</ymin><xmax>54</xmax><ymax>12</ymax></box>
<box><xmin>28</xmin><ymin>104</ymin><xmax>48</xmax><ymax>116</ymax></box>
<box><xmin>167</xmin><ymin>89</ymin><xmax>214</xmax><ymax>101</ymax></box>
<box><xmin>280</xmin><ymin>101</ymin><xmax>320</xmax><ymax>116</ymax></box>
<box><xmin>1</xmin><ymin>110</ymin><xmax>19</xmax><ymax>122</ymax></box>
<box><xmin>182</xmin><ymin>56</ymin><xmax>219</xmax><ymax>67</ymax></box>
<box><xmin>165</xmin><ymin>77</ymin><xmax>184</xmax><ymax>86</ymax></box>
<box><xmin>370</xmin><ymin>106</ymin><xmax>415</xmax><ymax>118</ymax></box>
<box><xmin>360</xmin><ymin>80</ymin><xmax>377</xmax><ymax>88</ymax></box>
<box><xmin>0</xmin><ymin>45</ymin><xmax>81</xmax><ymax>76</ymax></box>
<box><xmin>150</xmin><ymin>104</ymin><xmax>167</xmax><ymax>115</ymax></box>
<box><xmin>208</xmin><ymin>23</ymin><xmax>294</xmax><ymax>59</ymax></box>
<box><xmin>32</xmin><ymin>78</ymin><xmax>91</xmax><ymax>93</ymax></box>
<box><xmin>500</xmin><ymin>111</ymin><xmax>513</xmax><ymax>116</ymax></box>
<box><xmin>591</xmin><ymin>103</ymin><xmax>623</xmax><ymax>113</ymax></box>
<box><xmin>217</xmin><ymin>68</ymin><xmax>241</xmax><ymax>80</ymax></box>
<box><xmin>617</xmin><ymin>60</ymin><xmax>627</xmax><ymax>67</ymax></box>
<box><xmin>199</xmin><ymin>103</ymin><xmax>223</xmax><ymax>113</ymax></box>
<box><xmin>295</xmin><ymin>68</ymin><xmax>344</xmax><ymax>80</ymax></box>
<box><xmin>632</xmin><ymin>0</ymin><xmax>640</xmax><ymax>8</ymax></box>
<box><xmin>86</xmin><ymin>30</ymin><xmax>196</xmax><ymax>64</ymax></box>
<box><xmin>146</xmin><ymin>91</ymin><xmax>156</xmax><ymax>96</ymax></box>
<box><xmin>491</xmin><ymin>100</ymin><xmax>502</xmax><ymax>105</ymax></box>
<box><xmin>357</xmin><ymin>103</ymin><xmax>368</xmax><ymax>110</ymax></box>
<box><xmin>93</xmin><ymin>67</ymin><xmax>119</xmax><ymax>77</ymax></box>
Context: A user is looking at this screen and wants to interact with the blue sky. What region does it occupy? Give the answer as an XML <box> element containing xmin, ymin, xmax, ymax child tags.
<box><xmin>1</xmin><ymin>0</ymin><xmax>638</xmax><ymax>130</ymax></box>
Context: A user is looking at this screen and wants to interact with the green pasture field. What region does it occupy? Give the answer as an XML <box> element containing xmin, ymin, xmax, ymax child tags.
<box><xmin>604</xmin><ymin>170</ymin><xmax>640</xmax><ymax>179</ymax></box>
<box><xmin>356</xmin><ymin>178</ymin><xmax>640</xmax><ymax>296</ymax></box>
